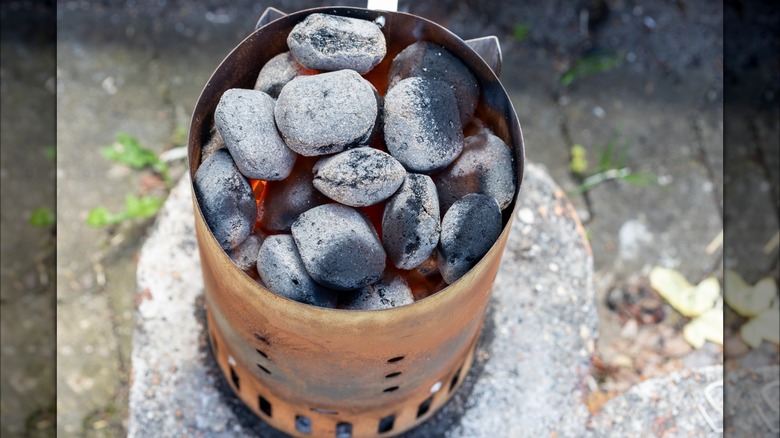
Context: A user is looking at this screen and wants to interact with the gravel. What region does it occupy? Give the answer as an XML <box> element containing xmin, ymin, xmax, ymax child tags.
<box><xmin>312</xmin><ymin>147</ymin><xmax>406</xmax><ymax>207</ymax></box>
<box><xmin>214</xmin><ymin>88</ymin><xmax>296</xmax><ymax>181</ymax></box>
<box><xmin>193</xmin><ymin>149</ymin><xmax>257</xmax><ymax>250</ymax></box>
<box><xmin>434</xmin><ymin>132</ymin><xmax>516</xmax><ymax>213</ymax></box>
<box><xmin>291</xmin><ymin>203</ymin><xmax>386</xmax><ymax>290</ymax></box>
<box><xmin>384</xmin><ymin>77</ymin><xmax>463</xmax><ymax>173</ymax></box>
<box><xmin>382</xmin><ymin>173</ymin><xmax>441</xmax><ymax>270</ymax></box>
<box><xmin>388</xmin><ymin>41</ymin><xmax>479</xmax><ymax>126</ymax></box>
<box><xmin>253</xmin><ymin>51</ymin><xmax>314</xmax><ymax>99</ymax></box>
<box><xmin>228</xmin><ymin>231</ymin><xmax>266</xmax><ymax>271</ymax></box>
<box><xmin>275</xmin><ymin>70</ymin><xmax>380</xmax><ymax>156</ymax></box>
<box><xmin>438</xmin><ymin>193</ymin><xmax>502</xmax><ymax>284</ymax></box>
<box><xmin>340</xmin><ymin>271</ymin><xmax>414</xmax><ymax>310</ymax></box>
<box><xmin>287</xmin><ymin>13</ymin><xmax>386</xmax><ymax>74</ymax></box>
<box><xmin>257</xmin><ymin>157</ymin><xmax>329</xmax><ymax>232</ymax></box>
<box><xmin>256</xmin><ymin>234</ymin><xmax>338</xmax><ymax>308</ymax></box>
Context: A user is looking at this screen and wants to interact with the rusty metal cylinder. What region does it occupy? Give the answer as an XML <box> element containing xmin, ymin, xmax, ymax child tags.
<box><xmin>188</xmin><ymin>7</ymin><xmax>525</xmax><ymax>437</ymax></box>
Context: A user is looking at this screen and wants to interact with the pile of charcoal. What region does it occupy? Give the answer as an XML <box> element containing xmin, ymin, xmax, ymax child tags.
<box><xmin>194</xmin><ymin>13</ymin><xmax>516</xmax><ymax>310</ymax></box>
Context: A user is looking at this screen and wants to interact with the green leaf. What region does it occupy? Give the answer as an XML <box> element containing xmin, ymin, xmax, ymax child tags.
<box><xmin>683</xmin><ymin>307</ymin><xmax>724</xmax><ymax>348</ymax></box>
<box><xmin>86</xmin><ymin>207</ymin><xmax>123</xmax><ymax>228</ymax></box>
<box><xmin>124</xmin><ymin>195</ymin><xmax>164</xmax><ymax>219</ymax></box>
<box><xmin>29</xmin><ymin>207</ymin><xmax>55</xmax><ymax>227</ymax></box>
<box><xmin>561</xmin><ymin>51</ymin><xmax>623</xmax><ymax>86</ymax></box>
<box><xmin>43</xmin><ymin>146</ymin><xmax>56</xmax><ymax>161</ymax></box>
<box><xmin>620</xmin><ymin>172</ymin><xmax>657</xmax><ymax>187</ymax></box>
<box><xmin>649</xmin><ymin>266</ymin><xmax>720</xmax><ymax>317</ymax></box>
<box><xmin>570</xmin><ymin>144</ymin><xmax>588</xmax><ymax>175</ymax></box>
<box><xmin>740</xmin><ymin>305</ymin><xmax>780</xmax><ymax>348</ymax></box>
<box><xmin>101</xmin><ymin>133</ymin><xmax>168</xmax><ymax>173</ymax></box>
<box><xmin>513</xmin><ymin>23</ymin><xmax>531</xmax><ymax>41</ymax></box>
<box><xmin>725</xmin><ymin>270</ymin><xmax>777</xmax><ymax>317</ymax></box>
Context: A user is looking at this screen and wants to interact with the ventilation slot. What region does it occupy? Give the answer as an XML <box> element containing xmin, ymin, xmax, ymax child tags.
<box><xmin>378</xmin><ymin>415</ymin><xmax>395</xmax><ymax>434</ymax></box>
<box><xmin>417</xmin><ymin>396</ymin><xmax>433</xmax><ymax>418</ymax></box>
<box><xmin>295</xmin><ymin>415</ymin><xmax>312</xmax><ymax>434</ymax></box>
<box><xmin>258</xmin><ymin>395</ymin><xmax>272</xmax><ymax>417</ymax></box>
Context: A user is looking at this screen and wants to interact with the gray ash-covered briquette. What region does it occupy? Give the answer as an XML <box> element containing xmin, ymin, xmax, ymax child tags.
<box><xmin>291</xmin><ymin>204</ymin><xmax>386</xmax><ymax>290</ymax></box>
<box><xmin>438</xmin><ymin>193</ymin><xmax>502</xmax><ymax>284</ymax></box>
<box><xmin>275</xmin><ymin>70</ymin><xmax>381</xmax><ymax>157</ymax></box>
<box><xmin>312</xmin><ymin>148</ymin><xmax>406</xmax><ymax>207</ymax></box>
<box><xmin>384</xmin><ymin>77</ymin><xmax>463</xmax><ymax>173</ymax></box>
<box><xmin>382</xmin><ymin>173</ymin><xmax>441</xmax><ymax>270</ymax></box>
<box><xmin>253</xmin><ymin>51</ymin><xmax>315</xmax><ymax>99</ymax></box>
<box><xmin>388</xmin><ymin>41</ymin><xmax>479</xmax><ymax>125</ymax></box>
<box><xmin>258</xmin><ymin>157</ymin><xmax>329</xmax><ymax>232</ymax></box>
<box><xmin>214</xmin><ymin>88</ymin><xmax>296</xmax><ymax>181</ymax></box>
<box><xmin>340</xmin><ymin>271</ymin><xmax>414</xmax><ymax>311</ymax></box>
<box><xmin>256</xmin><ymin>235</ymin><xmax>338</xmax><ymax>308</ymax></box>
<box><xmin>434</xmin><ymin>132</ymin><xmax>516</xmax><ymax>213</ymax></box>
<box><xmin>193</xmin><ymin>149</ymin><xmax>257</xmax><ymax>251</ymax></box>
<box><xmin>287</xmin><ymin>13</ymin><xmax>386</xmax><ymax>74</ymax></box>
<box><xmin>228</xmin><ymin>231</ymin><xmax>267</xmax><ymax>271</ymax></box>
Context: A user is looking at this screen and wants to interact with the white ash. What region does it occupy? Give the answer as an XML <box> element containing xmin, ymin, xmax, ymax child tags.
<box><xmin>434</xmin><ymin>133</ymin><xmax>516</xmax><ymax>213</ymax></box>
<box><xmin>313</xmin><ymin>147</ymin><xmax>406</xmax><ymax>207</ymax></box>
<box><xmin>340</xmin><ymin>271</ymin><xmax>414</xmax><ymax>310</ymax></box>
<box><xmin>193</xmin><ymin>149</ymin><xmax>257</xmax><ymax>250</ymax></box>
<box><xmin>438</xmin><ymin>193</ymin><xmax>502</xmax><ymax>284</ymax></box>
<box><xmin>388</xmin><ymin>41</ymin><xmax>479</xmax><ymax>125</ymax></box>
<box><xmin>253</xmin><ymin>51</ymin><xmax>314</xmax><ymax>99</ymax></box>
<box><xmin>256</xmin><ymin>234</ymin><xmax>338</xmax><ymax>308</ymax></box>
<box><xmin>382</xmin><ymin>173</ymin><xmax>441</xmax><ymax>270</ymax></box>
<box><xmin>275</xmin><ymin>70</ymin><xmax>380</xmax><ymax>157</ymax></box>
<box><xmin>257</xmin><ymin>157</ymin><xmax>329</xmax><ymax>232</ymax></box>
<box><xmin>214</xmin><ymin>88</ymin><xmax>296</xmax><ymax>181</ymax></box>
<box><xmin>384</xmin><ymin>77</ymin><xmax>463</xmax><ymax>173</ymax></box>
<box><xmin>291</xmin><ymin>204</ymin><xmax>386</xmax><ymax>290</ymax></box>
<box><xmin>287</xmin><ymin>13</ymin><xmax>386</xmax><ymax>75</ymax></box>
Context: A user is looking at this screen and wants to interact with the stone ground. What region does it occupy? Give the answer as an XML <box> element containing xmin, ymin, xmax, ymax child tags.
<box><xmin>1</xmin><ymin>0</ymin><xmax>778</xmax><ymax>436</ymax></box>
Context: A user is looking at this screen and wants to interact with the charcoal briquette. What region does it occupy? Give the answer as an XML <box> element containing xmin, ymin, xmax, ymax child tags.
<box><xmin>228</xmin><ymin>231</ymin><xmax>266</xmax><ymax>271</ymax></box>
<box><xmin>258</xmin><ymin>157</ymin><xmax>329</xmax><ymax>232</ymax></box>
<box><xmin>215</xmin><ymin>88</ymin><xmax>296</xmax><ymax>181</ymax></box>
<box><xmin>193</xmin><ymin>149</ymin><xmax>257</xmax><ymax>250</ymax></box>
<box><xmin>340</xmin><ymin>271</ymin><xmax>414</xmax><ymax>310</ymax></box>
<box><xmin>254</xmin><ymin>51</ymin><xmax>314</xmax><ymax>99</ymax></box>
<box><xmin>313</xmin><ymin>148</ymin><xmax>406</xmax><ymax>207</ymax></box>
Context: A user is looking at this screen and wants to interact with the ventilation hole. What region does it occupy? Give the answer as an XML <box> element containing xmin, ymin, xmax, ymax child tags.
<box><xmin>229</xmin><ymin>366</ymin><xmax>240</xmax><ymax>390</ymax></box>
<box><xmin>416</xmin><ymin>396</ymin><xmax>433</xmax><ymax>418</ymax></box>
<box><xmin>385</xmin><ymin>372</ymin><xmax>402</xmax><ymax>378</ymax></box>
<box><xmin>449</xmin><ymin>367</ymin><xmax>463</xmax><ymax>393</ymax></box>
<box><xmin>254</xmin><ymin>333</ymin><xmax>271</xmax><ymax>345</ymax></box>
<box><xmin>255</xmin><ymin>349</ymin><xmax>269</xmax><ymax>359</ymax></box>
<box><xmin>386</xmin><ymin>356</ymin><xmax>405</xmax><ymax>363</ymax></box>
<box><xmin>295</xmin><ymin>415</ymin><xmax>312</xmax><ymax>434</ymax></box>
<box><xmin>378</xmin><ymin>415</ymin><xmax>395</xmax><ymax>434</ymax></box>
<box><xmin>310</xmin><ymin>408</ymin><xmax>339</xmax><ymax>415</ymax></box>
<box><xmin>383</xmin><ymin>386</ymin><xmax>399</xmax><ymax>393</ymax></box>
<box><xmin>258</xmin><ymin>395</ymin><xmax>272</xmax><ymax>417</ymax></box>
<box><xmin>257</xmin><ymin>364</ymin><xmax>272</xmax><ymax>374</ymax></box>
<box><xmin>336</xmin><ymin>422</ymin><xmax>352</xmax><ymax>438</ymax></box>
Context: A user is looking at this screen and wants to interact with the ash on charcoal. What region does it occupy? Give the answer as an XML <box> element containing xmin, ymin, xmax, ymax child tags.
<box><xmin>384</xmin><ymin>77</ymin><xmax>463</xmax><ymax>173</ymax></box>
<box><xmin>254</xmin><ymin>52</ymin><xmax>314</xmax><ymax>99</ymax></box>
<box><xmin>275</xmin><ymin>70</ymin><xmax>380</xmax><ymax>156</ymax></box>
<box><xmin>214</xmin><ymin>88</ymin><xmax>296</xmax><ymax>181</ymax></box>
<box><xmin>438</xmin><ymin>193</ymin><xmax>502</xmax><ymax>284</ymax></box>
<box><xmin>382</xmin><ymin>173</ymin><xmax>441</xmax><ymax>269</ymax></box>
<box><xmin>228</xmin><ymin>231</ymin><xmax>266</xmax><ymax>271</ymax></box>
<box><xmin>258</xmin><ymin>157</ymin><xmax>329</xmax><ymax>232</ymax></box>
<box><xmin>200</xmin><ymin>125</ymin><xmax>225</xmax><ymax>163</ymax></box>
<box><xmin>389</xmin><ymin>41</ymin><xmax>479</xmax><ymax>125</ymax></box>
<box><xmin>193</xmin><ymin>149</ymin><xmax>257</xmax><ymax>250</ymax></box>
<box><xmin>340</xmin><ymin>271</ymin><xmax>414</xmax><ymax>310</ymax></box>
<box><xmin>313</xmin><ymin>147</ymin><xmax>406</xmax><ymax>207</ymax></box>
<box><xmin>291</xmin><ymin>204</ymin><xmax>385</xmax><ymax>290</ymax></box>
<box><xmin>256</xmin><ymin>235</ymin><xmax>338</xmax><ymax>308</ymax></box>
<box><xmin>434</xmin><ymin>133</ymin><xmax>516</xmax><ymax>213</ymax></box>
<box><xmin>287</xmin><ymin>13</ymin><xmax>386</xmax><ymax>74</ymax></box>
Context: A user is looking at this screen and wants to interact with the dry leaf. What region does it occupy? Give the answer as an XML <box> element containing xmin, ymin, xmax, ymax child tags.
<box><xmin>683</xmin><ymin>308</ymin><xmax>723</xmax><ymax>348</ymax></box>
<box><xmin>649</xmin><ymin>266</ymin><xmax>719</xmax><ymax>317</ymax></box>
<box><xmin>725</xmin><ymin>271</ymin><xmax>777</xmax><ymax>317</ymax></box>
<box><xmin>740</xmin><ymin>305</ymin><xmax>780</xmax><ymax>348</ymax></box>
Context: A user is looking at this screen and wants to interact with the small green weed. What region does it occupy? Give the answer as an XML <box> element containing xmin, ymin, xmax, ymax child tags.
<box><xmin>87</xmin><ymin>194</ymin><xmax>164</xmax><ymax>228</ymax></box>
<box><xmin>561</xmin><ymin>51</ymin><xmax>623</xmax><ymax>86</ymax></box>
<box><xmin>102</xmin><ymin>132</ymin><xmax>171</xmax><ymax>184</ymax></box>
<box><xmin>43</xmin><ymin>146</ymin><xmax>56</xmax><ymax>161</ymax></box>
<box><xmin>513</xmin><ymin>23</ymin><xmax>531</xmax><ymax>41</ymax></box>
<box><xmin>29</xmin><ymin>207</ymin><xmax>55</xmax><ymax>228</ymax></box>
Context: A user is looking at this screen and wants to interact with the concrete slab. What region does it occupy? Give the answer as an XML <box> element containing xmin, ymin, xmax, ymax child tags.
<box><xmin>129</xmin><ymin>163</ymin><xmax>599</xmax><ymax>437</ymax></box>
